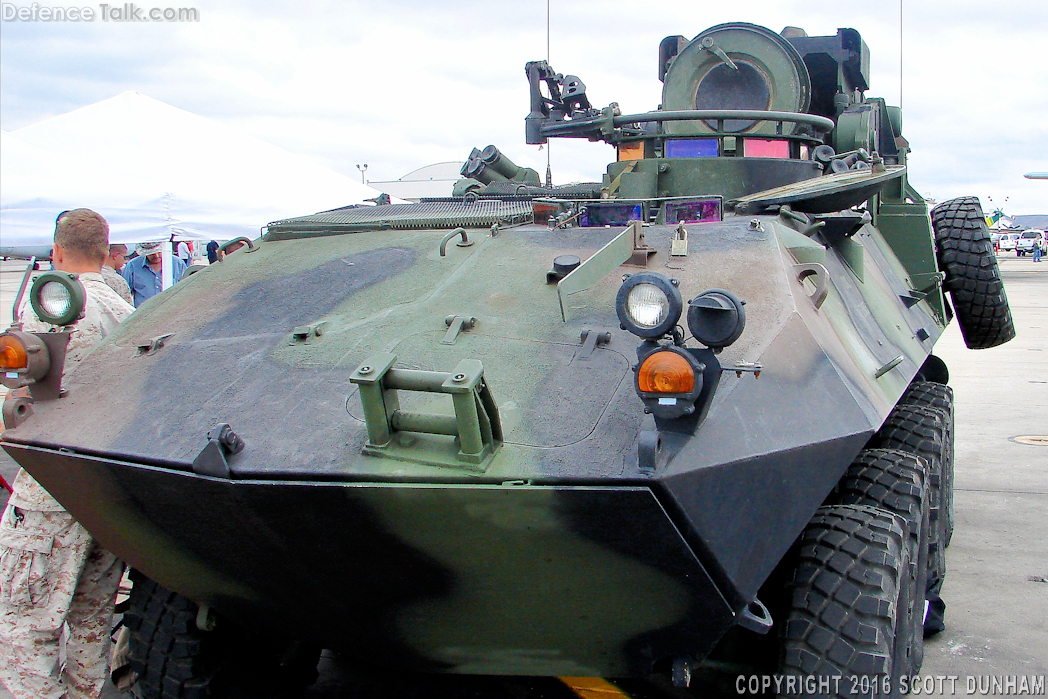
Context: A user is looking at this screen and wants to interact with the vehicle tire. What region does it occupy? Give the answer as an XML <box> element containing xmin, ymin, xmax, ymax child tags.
<box><xmin>900</xmin><ymin>381</ymin><xmax>955</xmax><ymax>548</ymax></box>
<box><xmin>778</xmin><ymin>505</ymin><xmax>912</xmax><ymax>698</ymax></box>
<box><xmin>829</xmin><ymin>449</ymin><xmax>928</xmax><ymax>677</ymax></box>
<box><xmin>930</xmin><ymin>196</ymin><xmax>1015</xmax><ymax>349</ymax></box>
<box><xmin>870</xmin><ymin>404</ymin><xmax>948</xmax><ymax>637</ymax></box>
<box><xmin>124</xmin><ymin>570</ymin><xmax>319</xmax><ymax>699</ymax></box>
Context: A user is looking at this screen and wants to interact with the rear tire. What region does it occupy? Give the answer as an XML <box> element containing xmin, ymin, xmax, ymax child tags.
<box><xmin>930</xmin><ymin>197</ymin><xmax>1015</xmax><ymax>349</ymax></box>
<box><xmin>124</xmin><ymin>570</ymin><xmax>319</xmax><ymax>699</ymax></box>
<box><xmin>871</xmin><ymin>404</ymin><xmax>949</xmax><ymax>637</ymax></box>
<box><xmin>778</xmin><ymin>505</ymin><xmax>912</xmax><ymax>698</ymax></box>
<box><xmin>900</xmin><ymin>381</ymin><xmax>955</xmax><ymax>548</ymax></box>
<box><xmin>830</xmin><ymin>449</ymin><xmax>928</xmax><ymax>676</ymax></box>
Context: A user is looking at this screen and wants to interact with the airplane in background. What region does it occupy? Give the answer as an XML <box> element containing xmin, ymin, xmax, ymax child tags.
<box><xmin>0</xmin><ymin>246</ymin><xmax>52</xmax><ymax>261</ymax></box>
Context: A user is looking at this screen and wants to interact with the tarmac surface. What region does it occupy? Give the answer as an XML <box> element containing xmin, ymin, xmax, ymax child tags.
<box><xmin>0</xmin><ymin>252</ymin><xmax>1045</xmax><ymax>697</ymax></box>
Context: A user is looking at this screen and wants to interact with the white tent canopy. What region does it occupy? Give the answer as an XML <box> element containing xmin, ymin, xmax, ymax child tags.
<box><xmin>1</xmin><ymin>91</ymin><xmax>397</xmax><ymax>248</ymax></box>
<box><xmin>0</xmin><ymin>129</ymin><xmax>179</xmax><ymax>248</ymax></box>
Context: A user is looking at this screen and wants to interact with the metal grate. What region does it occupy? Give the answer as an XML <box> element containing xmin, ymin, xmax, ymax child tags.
<box><xmin>268</xmin><ymin>199</ymin><xmax>535</xmax><ymax>235</ymax></box>
<box><xmin>453</xmin><ymin>181</ymin><xmax>604</xmax><ymax>199</ymax></box>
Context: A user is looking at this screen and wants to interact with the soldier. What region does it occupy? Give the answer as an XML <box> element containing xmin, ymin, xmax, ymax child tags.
<box><xmin>0</xmin><ymin>208</ymin><xmax>134</xmax><ymax>699</ymax></box>
<box><xmin>101</xmin><ymin>243</ymin><xmax>133</xmax><ymax>305</ymax></box>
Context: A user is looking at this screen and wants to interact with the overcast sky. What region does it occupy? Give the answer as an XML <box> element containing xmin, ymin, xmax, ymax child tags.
<box><xmin>1</xmin><ymin>0</ymin><xmax>1045</xmax><ymax>214</ymax></box>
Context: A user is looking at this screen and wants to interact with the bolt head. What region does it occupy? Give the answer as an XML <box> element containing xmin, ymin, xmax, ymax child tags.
<box><xmin>453</xmin><ymin>373</ymin><xmax>467</xmax><ymax>382</ymax></box>
<box><xmin>359</xmin><ymin>366</ymin><xmax>372</xmax><ymax>375</ymax></box>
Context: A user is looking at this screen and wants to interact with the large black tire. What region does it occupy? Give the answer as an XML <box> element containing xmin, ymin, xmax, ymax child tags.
<box><xmin>830</xmin><ymin>449</ymin><xmax>928</xmax><ymax>677</ymax></box>
<box><xmin>779</xmin><ymin>505</ymin><xmax>913</xmax><ymax>699</ymax></box>
<box><xmin>870</xmin><ymin>404</ymin><xmax>948</xmax><ymax>636</ymax></box>
<box><xmin>124</xmin><ymin>571</ymin><xmax>319</xmax><ymax>699</ymax></box>
<box><xmin>900</xmin><ymin>381</ymin><xmax>956</xmax><ymax>548</ymax></box>
<box><xmin>931</xmin><ymin>196</ymin><xmax>1015</xmax><ymax>349</ymax></box>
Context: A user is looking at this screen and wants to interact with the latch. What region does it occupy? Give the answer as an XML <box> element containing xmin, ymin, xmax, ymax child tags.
<box><xmin>911</xmin><ymin>271</ymin><xmax>946</xmax><ymax>294</ymax></box>
<box><xmin>874</xmin><ymin>355</ymin><xmax>905</xmax><ymax>379</ymax></box>
<box><xmin>577</xmin><ymin>329</ymin><xmax>611</xmax><ymax>361</ymax></box>
<box><xmin>290</xmin><ymin>323</ymin><xmax>326</xmax><ymax>345</ymax></box>
<box><xmin>670</xmin><ymin>223</ymin><xmax>689</xmax><ymax>256</ymax></box>
<box><xmin>191</xmin><ymin>423</ymin><xmax>246</xmax><ymax>478</ymax></box>
<box><xmin>699</xmin><ymin>35</ymin><xmax>738</xmax><ymax>70</ymax></box>
<box><xmin>350</xmin><ymin>353</ymin><xmax>502</xmax><ymax>470</ymax></box>
<box><xmin>626</xmin><ymin>220</ymin><xmax>656</xmax><ymax>266</ymax></box>
<box><xmin>137</xmin><ymin>333</ymin><xmax>174</xmax><ymax>356</ymax></box>
<box><xmin>442</xmin><ymin>315</ymin><xmax>477</xmax><ymax>345</ymax></box>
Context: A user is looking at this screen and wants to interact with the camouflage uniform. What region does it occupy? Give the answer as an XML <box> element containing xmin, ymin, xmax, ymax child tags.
<box><xmin>0</xmin><ymin>272</ymin><xmax>133</xmax><ymax>699</ymax></box>
<box><xmin>99</xmin><ymin>265</ymin><xmax>133</xmax><ymax>306</ymax></box>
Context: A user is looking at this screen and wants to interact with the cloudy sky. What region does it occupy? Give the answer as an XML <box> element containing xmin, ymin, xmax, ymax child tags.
<box><xmin>1</xmin><ymin>0</ymin><xmax>1045</xmax><ymax>214</ymax></box>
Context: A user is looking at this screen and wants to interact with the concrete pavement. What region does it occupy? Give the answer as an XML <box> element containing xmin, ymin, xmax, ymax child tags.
<box><xmin>920</xmin><ymin>253</ymin><xmax>1048</xmax><ymax>678</ymax></box>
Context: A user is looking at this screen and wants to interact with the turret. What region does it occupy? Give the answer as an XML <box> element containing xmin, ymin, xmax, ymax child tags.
<box><xmin>525</xmin><ymin>22</ymin><xmax>906</xmax><ymax>202</ymax></box>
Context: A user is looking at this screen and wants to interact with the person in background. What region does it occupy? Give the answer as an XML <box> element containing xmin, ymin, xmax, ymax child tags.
<box><xmin>0</xmin><ymin>208</ymin><xmax>134</xmax><ymax>699</ymax></box>
<box><xmin>206</xmin><ymin>240</ymin><xmax>219</xmax><ymax>265</ymax></box>
<box><xmin>101</xmin><ymin>243</ymin><xmax>133</xmax><ymax>305</ymax></box>
<box><xmin>121</xmin><ymin>241</ymin><xmax>187</xmax><ymax>307</ymax></box>
<box><xmin>176</xmin><ymin>239</ymin><xmax>191</xmax><ymax>266</ymax></box>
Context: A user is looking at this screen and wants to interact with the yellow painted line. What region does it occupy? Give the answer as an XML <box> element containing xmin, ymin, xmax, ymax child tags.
<box><xmin>559</xmin><ymin>677</ymin><xmax>631</xmax><ymax>698</ymax></box>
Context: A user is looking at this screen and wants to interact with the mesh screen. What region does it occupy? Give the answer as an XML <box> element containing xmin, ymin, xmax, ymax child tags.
<box><xmin>269</xmin><ymin>200</ymin><xmax>535</xmax><ymax>233</ymax></box>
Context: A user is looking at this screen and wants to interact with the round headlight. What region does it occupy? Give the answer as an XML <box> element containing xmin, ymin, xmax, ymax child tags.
<box><xmin>616</xmin><ymin>272</ymin><xmax>682</xmax><ymax>338</ymax></box>
<box><xmin>29</xmin><ymin>272</ymin><xmax>86</xmax><ymax>327</ymax></box>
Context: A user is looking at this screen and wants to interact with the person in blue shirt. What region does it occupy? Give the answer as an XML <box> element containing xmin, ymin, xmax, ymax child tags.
<box><xmin>121</xmin><ymin>240</ymin><xmax>187</xmax><ymax>307</ymax></box>
<box><xmin>206</xmin><ymin>240</ymin><xmax>220</xmax><ymax>264</ymax></box>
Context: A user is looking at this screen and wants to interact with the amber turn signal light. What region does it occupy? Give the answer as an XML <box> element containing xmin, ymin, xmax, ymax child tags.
<box><xmin>0</xmin><ymin>331</ymin><xmax>51</xmax><ymax>391</ymax></box>
<box><xmin>0</xmin><ymin>334</ymin><xmax>30</xmax><ymax>371</ymax></box>
<box><xmin>638</xmin><ymin>350</ymin><xmax>696</xmax><ymax>394</ymax></box>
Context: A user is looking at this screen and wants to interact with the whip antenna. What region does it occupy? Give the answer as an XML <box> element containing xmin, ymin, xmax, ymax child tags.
<box><xmin>543</xmin><ymin>0</ymin><xmax>553</xmax><ymax>187</ymax></box>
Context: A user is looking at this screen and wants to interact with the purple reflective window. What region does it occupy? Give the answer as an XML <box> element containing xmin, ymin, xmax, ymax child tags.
<box><xmin>580</xmin><ymin>203</ymin><xmax>645</xmax><ymax>227</ymax></box>
<box><xmin>665</xmin><ymin>198</ymin><xmax>722</xmax><ymax>224</ymax></box>
<box><xmin>665</xmin><ymin>139</ymin><xmax>719</xmax><ymax>158</ymax></box>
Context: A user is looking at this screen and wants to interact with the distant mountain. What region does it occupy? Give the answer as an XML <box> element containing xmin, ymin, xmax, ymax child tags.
<box><xmin>1014</xmin><ymin>215</ymin><xmax>1048</xmax><ymax>229</ymax></box>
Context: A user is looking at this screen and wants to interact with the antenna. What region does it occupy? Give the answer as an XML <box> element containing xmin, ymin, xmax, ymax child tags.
<box><xmin>546</xmin><ymin>0</ymin><xmax>552</xmax><ymax>187</ymax></box>
<box><xmin>899</xmin><ymin>0</ymin><xmax>904</xmax><ymax>109</ymax></box>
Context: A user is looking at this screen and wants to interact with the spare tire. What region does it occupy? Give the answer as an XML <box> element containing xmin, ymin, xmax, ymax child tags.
<box><xmin>930</xmin><ymin>197</ymin><xmax>1015</xmax><ymax>349</ymax></box>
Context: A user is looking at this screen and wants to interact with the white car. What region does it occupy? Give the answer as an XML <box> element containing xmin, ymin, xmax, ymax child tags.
<box><xmin>998</xmin><ymin>232</ymin><xmax>1020</xmax><ymax>251</ymax></box>
<box><xmin>1016</xmin><ymin>230</ymin><xmax>1045</xmax><ymax>256</ymax></box>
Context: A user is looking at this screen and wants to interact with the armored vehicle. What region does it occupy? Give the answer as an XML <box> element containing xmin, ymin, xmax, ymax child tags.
<box><xmin>1</xmin><ymin>21</ymin><xmax>1014</xmax><ymax>699</ymax></box>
